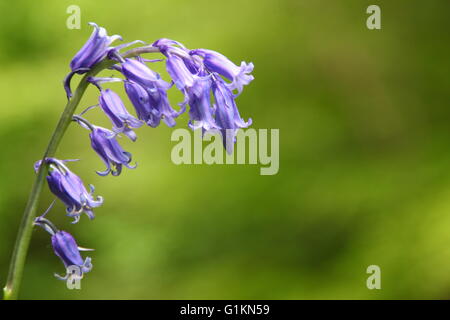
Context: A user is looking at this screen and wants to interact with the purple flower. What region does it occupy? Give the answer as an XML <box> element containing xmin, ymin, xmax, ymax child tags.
<box><xmin>153</xmin><ymin>38</ymin><xmax>203</xmax><ymax>76</ymax></box>
<box><xmin>99</xmin><ymin>89</ymin><xmax>143</xmax><ymax>141</ymax></box>
<box><xmin>190</xmin><ymin>49</ymin><xmax>254</xmax><ymax>94</ymax></box>
<box><xmin>152</xmin><ymin>44</ymin><xmax>215</xmax><ymax>131</ymax></box>
<box><xmin>187</xmin><ymin>77</ymin><xmax>217</xmax><ymax>131</ymax></box>
<box><xmin>89</xmin><ymin>125</ymin><xmax>136</xmax><ymax>176</ymax></box>
<box><xmin>124</xmin><ymin>80</ymin><xmax>160</xmax><ymax>127</ymax></box>
<box><xmin>34</xmin><ymin>158</ymin><xmax>103</xmax><ymax>223</ymax></box>
<box><xmin>70</xmin><ymin>22</ymin><xmax>121</xmax><ymax>72</ymax></box>
<box><xmin>51</xmin><ymin>231</ymin><xmax>93</xmax><ymax>280</ymax></box>
<box><xmin>212</xmin><ymin>78</ymin><xmax>252</xmax><ymax>153</ymax></box>
<box><xmin>65</xmin><ymin>23</ymin><xmax>121</xmax><ymax>98</ymax></box>
<box><xmin>147</xmin><ymin>83</ymin><xmax>183</xmax><ymax>127</ymax></box>
<box><xmin>121</xmin><ymin>58</ymin><xmax>184</xmax><ymax>127</ymax></box>
<box><xmin>165</xmin><ymin>54</ymin><xmax>196</xmax><ymax>91</ymax></box>
<box><xmin>34</xmin><ymin>203</ymin><xmax>93</xmax><ymax>280</ymax></box>
<box><xmin>121</xmin><ymin>58</ymin><xmax>160</xmax><ymax>87</ymax></box>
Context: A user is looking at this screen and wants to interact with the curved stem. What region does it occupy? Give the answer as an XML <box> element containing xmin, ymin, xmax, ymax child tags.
<box><xmin>73</xmin><ymin>115</ymin><xmax>95</xmax><ymax>131</ymax></box>
<box><xmin>3</xmin><ymin>46</ymin><xmax>160</xmax><ymax>300</ymax></box>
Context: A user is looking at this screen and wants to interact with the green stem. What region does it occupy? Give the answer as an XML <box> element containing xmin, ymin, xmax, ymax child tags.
<box><xmin>3</xmin><ymin>46</ymin><xmax>159</xmax><ymax>300</ymax></box>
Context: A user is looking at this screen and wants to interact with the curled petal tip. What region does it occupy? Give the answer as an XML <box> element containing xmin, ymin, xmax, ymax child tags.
<box><xmin>96</xmin><ymin>167</ymin><xmax>111</xmax><ymax>176</ymax></box>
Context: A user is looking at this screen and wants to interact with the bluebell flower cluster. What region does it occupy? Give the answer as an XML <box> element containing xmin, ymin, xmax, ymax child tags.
<box><xmin>35</xmin><ymin>22</ymin><xmax>254</xmax><ymax>281</ymax></box>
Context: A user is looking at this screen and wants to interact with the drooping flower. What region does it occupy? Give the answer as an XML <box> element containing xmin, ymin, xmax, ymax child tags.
<box><xmin>147</xmin><ymin>82</ymin><xmax>183</xmax><ymax>127</ymax></box>
<box><xmin>121</xmin><ymin>58</ymin><xmax>161</xmax><ymax>87</ymax></box>
<box><xmin>70</xmin><ymin>22</ymin><xmax>121</xmax><ymax>72</ymax></box>
<box><xmin>98</xmin><ymin>89</ymin><xmax>143</xmax><ymax>141</ymax></box>
<box><xmin>73</xmin><ymin>115</ymin><xmax>136</xmax><ymax>176</ymax></box>
<box><xmin>165</xmin><ymin>54</ymin><xmax>196</xmax><ymax>91</ymax></box>
<box><xmin>34</xmin><ymin>213</ymin><xmax>93</xmax><ymax>280</ymax></box>
<box><xmin>121</xmin><ymin>58</ymin><xmax>184</xmax><ymax>127</ymax></box>
<box><xmin>190</xmin><ymin>49</ymin><xmax>254</xmax><ymax>94</ymax></box>
<box><xmin>64</xmin><ymin>23</ymin><xmax>121</xmax><ymax>98</ymax></box>
<box><xmin>89</xmin><ymin>125</ymin><xmax>136</xmax><ymax>176</ymax></box>
<box><xmin>153</xmin><ymin>38</ymin><xmax>203</xmax><ymax>81</ymax></box>
<box><xmin>51</xmin><ymin>230</ymin><xmax>93</xmax><ymax>280</ymax></box>
<box><xmin>212</xmin><ymin>77</ymin><xmax>252</xmax><ymax>153</ymax></box>
<box><xmin>152</xmin><ymin>43</ymin><xmax>216</xmax><ymax>132</ymax></box>
<box><xmin>123</xmin><ymin>80</ymin><xmax>160</xmax><ymax>127</ymax></box>
<box><xmin>166</xmin><ymin>61</ymin><xmax>218</xmax><ymax>132</ymax></box>
<box><xmin>34</xmin><ymin>158</ymin><xmax>103</xmax><ymax>223</ymax></box>
<box><xmin>187</xmin><ymin>76</ymin><xmax>217</xmax><ymax>132</ymax></box>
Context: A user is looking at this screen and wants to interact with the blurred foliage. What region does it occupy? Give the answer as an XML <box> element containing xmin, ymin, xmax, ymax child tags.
<box><xmin>0</xmin><ymin>0</ymin><xmax>450</xmax><ymax>299</ymax></box>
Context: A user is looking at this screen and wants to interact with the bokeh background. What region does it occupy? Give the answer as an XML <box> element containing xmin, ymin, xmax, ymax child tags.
<box><xmin>0</xmin><ymin>0</ymin><xmax>449</xmax><ymax>299</ymax></box>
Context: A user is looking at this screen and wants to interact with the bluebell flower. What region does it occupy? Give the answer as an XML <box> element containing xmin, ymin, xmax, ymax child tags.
<box><xmin>165</xmin><ymin>54</ymin><xmax>196</xmax><ymax>91</ymax></box>
<box><xmin>212</xmin><ymin>77</ymin><xmax>252</xmax><ymax>153</ymax></box>
<box><xmin>34</xmin><ymin>158</ymin><xmax>103</xmax><ymax>223</ymax></box>
<box><xmin>187</xmin><ymin>76</ymin><xmax>217</xmax><ymax>132</ymax></box>
<box><xmin>154</xmin><ymin>38</ymin><xmax>203</xmax><ymax>77</ymax></box>
<box><xmin>123</xmin><ymin>80</ymin><xmax>161</xmax><ymax>127</ymax></box>
<box><xmin>34</xmin><ymin>214</ymin><xmax>93</xmax><ymax>280</ymax></box>
<box><xmin>73</xmin><ymin>115</ymin><xmax>136</xmax><ymax>176</ymax></box>
<box><xmin>65</xmin><ymin>23</ymin><xmax>121</xmax><ymax>98</ymax></box>
<box><xmin>121</xmin><ymin>58</ymin><xmax>161</xmax><ymax>87</ymax></box>
<box><xmin>99</xmin><ymin>89</ymin><xmax>143</xmax><ymax>141</ymax></box>
<box><xmin>190</xmin><ymin>49</ymin><xmax>254</xmax><ymax>94</ymax></box>
<box><xmin>153</xmin><ymin>42</ymin><xmax>216</xmax><ymax>132</ymax></box>
<box><xmin>89</xmin><ymin>125</ymin><xmax>136</xmax><ymax>176</ymax></box>
<box><xmin>121</xmin><ymin>58</ymin><xmax>184</xmax><ymax>127</ymax></box>
<box><xmin>70</xmin><ymin>22</ymin><xmax>121</xmax><ymax>71</ymax></box>
<box><xmin>51</xmin><ymin>230</ymin><xmax>93</xmax><ymax>280</ymax></box>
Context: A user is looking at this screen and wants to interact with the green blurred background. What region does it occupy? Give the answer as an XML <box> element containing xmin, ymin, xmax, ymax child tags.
<box><xmin>0</xmin><ymin>0</ymin><xmax>449</xmax><ymax>299</ymax></box>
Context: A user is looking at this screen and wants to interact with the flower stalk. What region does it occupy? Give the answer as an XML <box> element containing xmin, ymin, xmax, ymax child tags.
<box><xmin>3</xmin><ymin>22</ymin><xmax>254</xmax><ymax>300</ymax></box>
<box><xmin>3</xmin><ymin>46</ymin><xmax>159</xmax><ymax>300</ymax></box>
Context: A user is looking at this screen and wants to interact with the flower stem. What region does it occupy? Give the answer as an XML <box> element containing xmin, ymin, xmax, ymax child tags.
<box><xmin>3</xmin><ymin>46</ymin><xmax>160</xmax><ymax>300</ymax></box>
